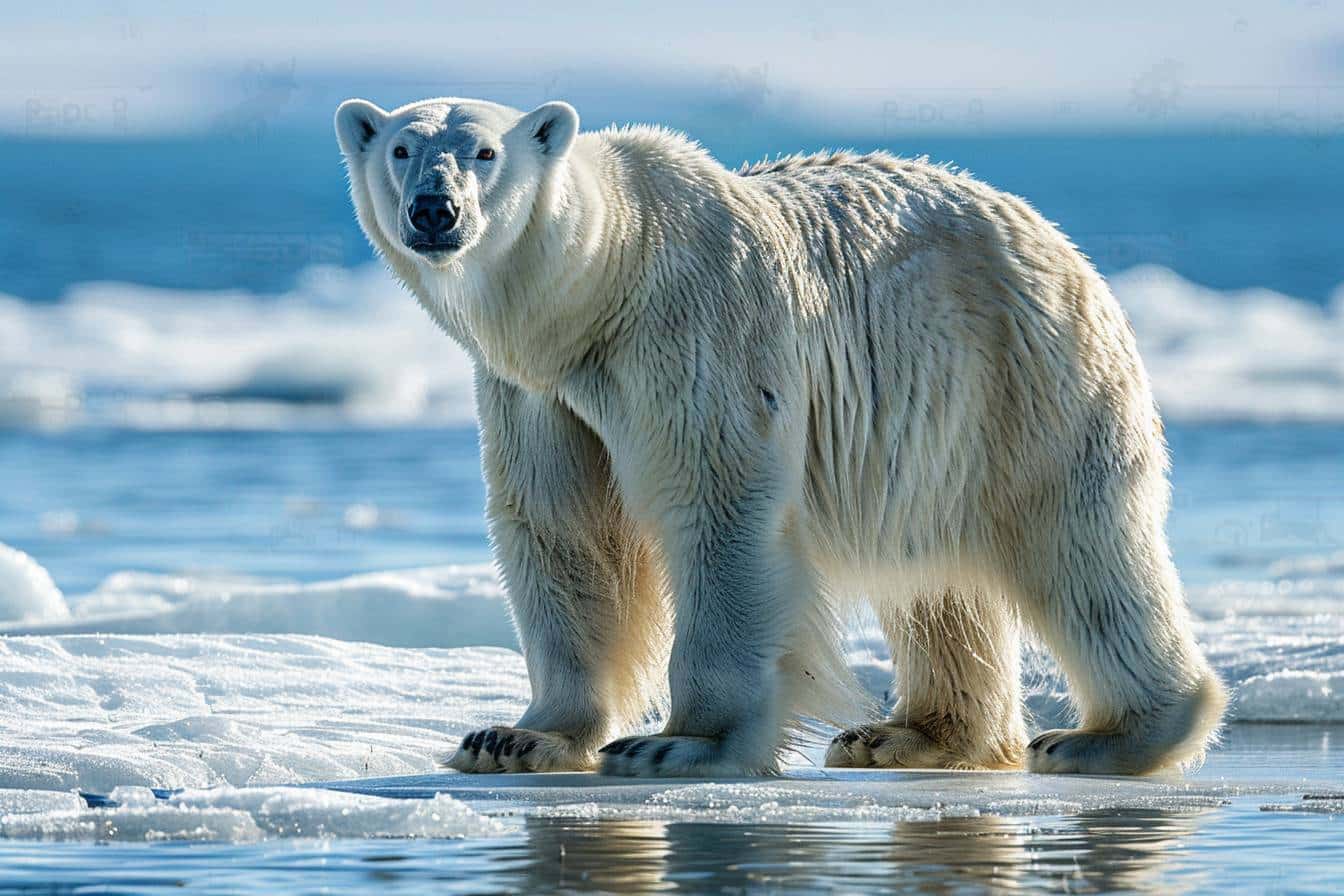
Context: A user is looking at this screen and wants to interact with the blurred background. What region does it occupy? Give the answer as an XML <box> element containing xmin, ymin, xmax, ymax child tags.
<box><xmin>2</xmin><ymin>1</ymin><xmax>1342</xmax><ymax>601</ymax></box>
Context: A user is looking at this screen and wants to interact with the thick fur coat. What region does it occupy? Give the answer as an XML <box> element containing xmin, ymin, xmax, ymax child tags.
<box><xmin>336</xmin><ymin>96</ymin><xmax>1225</xmax><ymax>777</ymax></box>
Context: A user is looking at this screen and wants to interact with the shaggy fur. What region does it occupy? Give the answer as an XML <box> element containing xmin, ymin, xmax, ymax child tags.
<box><xmin>336</xmin><ymin>96</ymin><xmax>1225</xmax><ymax>777</ymax></box>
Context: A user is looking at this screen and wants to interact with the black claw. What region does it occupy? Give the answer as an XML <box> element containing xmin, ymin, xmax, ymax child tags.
<box><xmin>625</xmin><ymin>740</ymin><xmax>647</xmax><ymax>760</ymax></box>
<box><xmin>1045</xmin><ymin>741</ymin><xmax>1059</xmax><ymax>756</ymax></box>
<box><xmin>499</xmin><ymin>734</ymin><xmax>516</xmax><ymax>757</ymax></box>
<box><xmin>653</xmin><ymin>742</ymin><xmax>675</xmax><ymax>766</ymax></box>
<box><xmin>465</xmin><ymin>730</ymin><xmax>483</xmax><ymax>752</ymax></box>
<box><xmin>1028</xmin><ymin>733</ymin><xmax>1049</xmax><ymax>750</ymax></box>
<box><xmin>491</xmin><ymin>733</ymin><xmax>509</xmax><ymax>759</ymax></box>
<box><xmin>600</xmin><ymin>738</ymin><xmax>633</xmax><ymax>756</ymax></box>
<box><xmin>518</xmin><ymin>739</ymin><xmax>536</xmax><ymax>757</ymax></box>
<box><xmin>837</xmin><ymin>727</ymin><xmax>867</xmax><ymax>746</ymax></box>
<box><xmin>869</xmin><ymin>735</ymin><xmax>888</xmax><ymax>751</ymax></box>
<box><xmin>482</xmin><ymin>731</ymin><xmax>498</xmax><ymax>754</ymax></box>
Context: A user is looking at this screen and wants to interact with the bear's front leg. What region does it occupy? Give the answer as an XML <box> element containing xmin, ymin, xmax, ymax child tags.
<box><xmin>447</xmin><ymin>374</ymin><xmax>665</xmax><ymax>774</ymax></box>
<box><xmin>599</xmin><ymin>433</ymin><xmax>804</xmax><ymax>777</ymax></box>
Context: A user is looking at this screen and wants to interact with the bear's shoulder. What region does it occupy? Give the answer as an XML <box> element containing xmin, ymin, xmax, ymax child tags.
<box><xmin>737</xmin><ymin>149</ymin><xmax>977</xmax><ymax>190</ymax></box>
<box><xmin>593</xmin><ymin>123</ymin><xmax>716</xmax><ymax>169</ymax></box>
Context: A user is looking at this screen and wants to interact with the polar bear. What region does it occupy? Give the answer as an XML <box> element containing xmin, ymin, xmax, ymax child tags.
<box><xmin>336</xmin><ymin>96</ymin><xmax>1225</xmax><ymax>777</ymax></box>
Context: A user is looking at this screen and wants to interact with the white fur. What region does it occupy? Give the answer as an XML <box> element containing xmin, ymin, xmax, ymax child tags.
<box><xmin>337</xmin><ymin>97</ymin><xmax>1226</xmax><ymax>777</ymax></box>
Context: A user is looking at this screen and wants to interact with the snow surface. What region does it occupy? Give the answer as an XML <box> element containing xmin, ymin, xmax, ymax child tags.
<box><xmin>4</xmin><ymin>263</ymin><xmax>1344</xmax><ymax>428</ymax></box>
<box><xmin>0</xmin><ymin>633</ymin><xmax>527</xmax><ymax>794</ymax></box>
<box><xmin>0</xmin><ymin>785</ymin><xmax>502</xmax><ymax>843</ymax></box>
<box><xmin>7</xmin><ymin>546</ymin><xmax>1339</xmax><ymax>723</ymax></box>
<box><xmin>0</xmin><ymin>545</ymin><xmax>1340</xmax><ymax>841</ymax></box>
<box><xmin>0</xmin><ymin>565</ymin><xmax>514</xmax><ymax>649</ymax></box>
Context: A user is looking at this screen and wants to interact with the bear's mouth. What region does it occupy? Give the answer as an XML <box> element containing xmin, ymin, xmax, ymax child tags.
<box><xmin>405</xmin><ymin>238</ymin><xmax>462</xmax><ymax>258</ymax></box>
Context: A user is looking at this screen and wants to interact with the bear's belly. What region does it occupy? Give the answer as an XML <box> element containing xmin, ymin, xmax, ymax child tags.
<box><xmin>796</xmin><ymin>385</ymin><xmax>991</xmax><ymax>589</ymax></box>
<box><xmin>799</xmin><ymin>466</ymin><xmax>977</xmax><ymax>592</ymax></box>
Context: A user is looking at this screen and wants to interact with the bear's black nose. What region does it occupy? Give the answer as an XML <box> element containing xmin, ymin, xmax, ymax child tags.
<box><xmin>408</xmin><ymin>194</ymin><xmax>459</xmax><ymax>234</ymax></box>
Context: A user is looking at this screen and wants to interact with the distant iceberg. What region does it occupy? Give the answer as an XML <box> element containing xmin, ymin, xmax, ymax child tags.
<box><xmin>2</xmin><ymin>263</ymin><xmax>1344</xmax><ymax>429</ymax></box>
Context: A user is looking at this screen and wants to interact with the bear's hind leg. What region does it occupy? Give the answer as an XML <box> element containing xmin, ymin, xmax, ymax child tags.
<box><xmin>1011</xmin><ymin>475</ymin><xmax>1226</xmax><ymax>775</ymax></box>
<box><xmin>826</xmin><ymin>589</ymin><xmax>1026</xmax><ymax>770</ymax></box>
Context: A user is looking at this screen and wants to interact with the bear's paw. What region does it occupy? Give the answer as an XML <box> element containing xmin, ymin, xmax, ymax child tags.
<box><xmin>443</xmin><ymin>726</ymin><xmax>595</xmax><ymax>773</ymax></box>
<box><xmin>824</xmin><ymin>723</ymin><xmax>988</xmax><ymax>770</ymax></box>
<box><xmin>598</xmin><ymin>734</ymin><xmax>768</xmax><ymax>777</ymax></box>
<box><xmin>1026</xmin><ymin>729</ymin><xmax>1141</xmax><ymax>775</ymax></box>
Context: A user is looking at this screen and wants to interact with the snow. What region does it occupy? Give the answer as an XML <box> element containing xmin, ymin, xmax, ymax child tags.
<box><xmin>0</xmin><ymin>542</ymin><xmax>1341</xmax><ymax>842</ymax></box>
<box><xmin>1115</xmin><ymin>266</ymin><xmax>1344</xmax><ymax>421</ymax></box>
<box><xmin>0</xmin><ymin>565</ymin><xmax>516</xmax><ymax>649</ymax></box>
<box><xmin>0</xmin><ymin>548</ymin><xmax>1340</xmax><ymax>780</ymax></box>
<box><xmin>0</xmin><ymin>623</ymin><xmax>1333</xmax><ymax>842</ymax></box>
<box><xmin>1006</xmin><ymin>611</ymin><xmax>1344</xmax><ymax>727</ymax></box>
<box><xmin>0</xmin><ymin>620</ymin><xmax>1335</xmax><ymax>798</ymax></box>
<box><xmin>0</xmin><ymin>789</ymin><xmax>83</xmax><ymax>816</ymax></box>
<box><xmin>0</xmin><ymin>634</ymin><xmax>527</xmax><ymax>794</ymax></box>
<box><xmin>0</xmin><ymin>265</ymin><xmax>473</xmax><ymax>430</ymax></box>
<box><xmin>4</xmin><ymin>264</ymin><xmax>1344</xmax><ymax>429</ymax></box>
<box><xmin>1260</xmin><ymin>797</ymin><xmax>1344</xmax><ymax>815</ymax></box>
<box><xmin>0</xmin><ymin>785</ymin><xmax>502</xmax><ymax>843</ymax></box>
<box><xmin>0</xmin><ymin>543</ymin><xmax>70</xmax><ymax>625</ymax></box>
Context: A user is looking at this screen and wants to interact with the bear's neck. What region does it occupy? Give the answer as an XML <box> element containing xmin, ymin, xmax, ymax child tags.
<box><xmin>446</xmin><ymin>143</ymin><xmax>640</xmax><ymax>395</ymax></box>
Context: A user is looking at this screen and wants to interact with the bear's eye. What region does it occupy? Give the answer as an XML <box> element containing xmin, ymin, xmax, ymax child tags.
<box><xmin>393</xmin><ymin>146</ymin><xmax>409</xmax><ymax>160</ymax></box>
<box><xmin>476</xmin><ymin>148</ymin><xmax>496</xmax><ymax>161</ymax></box>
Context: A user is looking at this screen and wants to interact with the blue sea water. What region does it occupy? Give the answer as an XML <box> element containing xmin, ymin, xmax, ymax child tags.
<box><xmin>2</xmin><ymin>130</ymin><xmax>1342</xmax><ymax>302</ymax></box>
<box><xmin>1</xmin><ymin>125</ymin><xmax>1342</xmax><ymax>892</ymax></box>
<box><xmin>0</xmin><ymin>125</ymin><xmax>1341</xmax><ymax>591</ymax></box>
<box><xmin>0</xmin><ymin>422</ymin><xmax>1341</xmax><ymax>597</ymax></box>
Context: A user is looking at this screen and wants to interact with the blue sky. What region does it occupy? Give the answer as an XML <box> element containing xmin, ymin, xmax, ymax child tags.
<box><xmin>4</xmin><ymin>1</ymin><xmax>1341</xmax><ymax>135</ymax></box>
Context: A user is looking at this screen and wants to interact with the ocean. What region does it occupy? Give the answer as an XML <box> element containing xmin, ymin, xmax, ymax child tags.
<box><xmin>0</xmin><ymin>125</ymin><xmax>1341</xmax><ymax>892</ymax></box>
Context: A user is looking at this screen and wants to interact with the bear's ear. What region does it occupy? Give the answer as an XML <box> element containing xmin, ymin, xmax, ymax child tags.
<box><xmin>516</xmin><ymin>101</ymin><xmax>579</xmax><ymax>159</ymax></box>
<box><xmin>335</xmin><ymin>99</ymin><xmax>390</xmax><ymax>157</ymax></box>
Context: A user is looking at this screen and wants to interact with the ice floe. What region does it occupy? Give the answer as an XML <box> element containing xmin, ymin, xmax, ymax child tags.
<box><xmin>0</xmin><ymin>564</ymin><xmax>514</xmax><ymax>649</ymax></box>
<box><xmin>0</xmin><ymin>785</ymin><xmax>503</xmax><ymax>842</ymax></box>
<box><xmin>0</xmin><ymin>633</ymin><xmax>527</xmax><ymax>794</ymax></box>
<box><xmin>0</xmin><ymin>539</ymin><xmax>1341</xmax><ymax>842</ymax></box>
<box><xmin>4</xmin><ymin>545</ymin><xmax>1342</xmax><ymax>734</ymax></box>
<box><xmin>4</xmin><ymin>264</ymin><xmax>1344</xmax><ymax>428</ymax></box>
<box><xmin>0</xmin><ymin>543</ymin><xmax>70</xmax><ymax>624</ymax></box>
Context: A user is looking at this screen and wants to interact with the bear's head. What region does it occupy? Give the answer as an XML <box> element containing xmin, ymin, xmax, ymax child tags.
<box><xmin>335</xmin><ymin>97</ymin><xmax>579</xmax><ymax>273</ymax></box>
